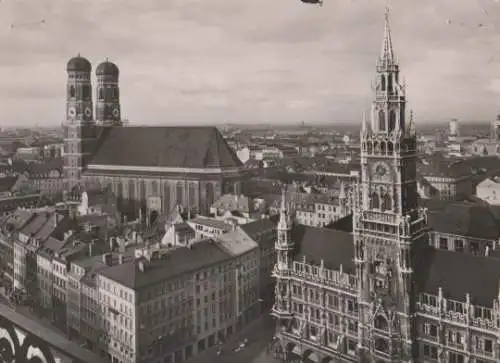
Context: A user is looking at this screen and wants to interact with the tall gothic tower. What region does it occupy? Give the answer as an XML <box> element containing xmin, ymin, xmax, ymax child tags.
<box><xmin>354</xmin><ymin>9</ymin><xmax>428</xmax><ymax>362</ymax></box>
<box><xmin>95</xmin><ymin>60</ymin><xmax>122</xmax><ymax>126</ymax></box>
<box><xmin>272</xmin><ymin>187</ymin><xmax>294</xmax><ymax>320</ymax></box>
<box><xmin>63</xmin><ymin>55</ymin><xmax>97</xmax><ymax>191</ymax></box>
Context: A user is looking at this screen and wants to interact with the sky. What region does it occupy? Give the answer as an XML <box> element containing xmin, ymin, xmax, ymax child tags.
<box><xmin>1</xmin><ymin>0</ymin><xmax>500</xmax><ymax>127</ymax></box>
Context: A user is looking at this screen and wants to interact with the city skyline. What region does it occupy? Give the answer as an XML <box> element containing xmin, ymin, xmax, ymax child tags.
<box><xmin>1</xmin><ymin>0</ymin><xmax>500</xmax><ymax>127</ymax></box>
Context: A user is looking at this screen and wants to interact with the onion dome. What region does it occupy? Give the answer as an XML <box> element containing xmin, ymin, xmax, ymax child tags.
<box><xmin>96</xmin><ymin>60</ymin><xmax>119</xmax><ymax>77</ymax></box>
<box><xmin>66</xmin><ymin>55</ymin><xmax>92</xmax><ymax>73</ymax></box>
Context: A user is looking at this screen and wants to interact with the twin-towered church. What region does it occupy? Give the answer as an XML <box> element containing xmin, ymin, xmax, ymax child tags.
<box><xmin>63</xmin><ymin>56</ymin><xmax>245</xmax><ymax>218</ymax></box>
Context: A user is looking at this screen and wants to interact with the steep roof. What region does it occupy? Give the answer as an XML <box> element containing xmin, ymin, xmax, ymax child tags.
<box><xmin>292</xmin><ymin>225</ymin><xmax>355</xmax><ymax>273</ymax></box>
<box><xmin>88</xmin><ymin>126</ymin><xmax>242</xmax><ymax>169</ymax></box>
<box><xmin>427</xmin><ymin>202</ymin><xmax>500</xmax><ymax>240</ymax></box>
<box><xmin>419</xmin><ymin>247</ymin><xmax>500</xmax><ymax>307</ymax></box>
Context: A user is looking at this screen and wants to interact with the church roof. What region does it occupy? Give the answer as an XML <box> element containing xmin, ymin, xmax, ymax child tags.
<box><xmin>88</xmin><ymin>126</ymin><xmax>242</xmax><ymax>170</ymax></box>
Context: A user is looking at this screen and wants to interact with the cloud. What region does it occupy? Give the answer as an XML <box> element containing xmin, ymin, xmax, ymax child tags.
<box><xmin>1</xmin><ymin>0</ymin><xmax>500</xmax><ymax>126</ymax></box>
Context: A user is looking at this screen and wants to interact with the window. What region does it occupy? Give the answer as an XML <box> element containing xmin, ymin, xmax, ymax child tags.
<box><xmin>378</xmin><ymin>110</ymin><xmax>386</xmax><ymax>131</ymax></box>
<box><xmin>163</xmin><ymin>183</ymin><xmax>171</xmax><ymax>213</ymax></box>
<box><xmin>69</xmin><ymin>85</ymin><xmax>75</xmax><ymax>98</ymax></box>
<box><xmin>485</xmin><ymin>339</ymin><xmax>493</xmax><ymax>353</ymax></box>
<box><xmin>98</xmin><ymin>88</ymin><xmax>104</xmax><ymax>100</ymax></box>
<box><xmin>454</xmin><ymin>239</ymin><xmax>464</xmax><ymax>252</ymax></box>
<box><xmin>82</xmin><ymin>85</ymin><xmax>90</xmax><ymax>98</ymax></box>
<box><xmin>176</xmin><ymin>182</ymin><xmax>184</xmax><ymax>205</ymax></box>
<box><xmin>439</xmin><ymin>237</ymin><xmax>448</xmax><ymax>250</ymax></box>
<box><xmin>374</xmin><ymin>315</ymin><xmax>388</xmax><ymax>330</ymax></box>
<box><xmin>388</xmin><ymin>110</ymin><xmax>396</xmax><ymax>132</ymax></box>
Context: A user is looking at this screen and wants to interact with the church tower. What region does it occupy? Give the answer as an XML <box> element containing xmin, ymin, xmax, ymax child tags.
<box><xmin>354</xmin><ymin>9</ymin><xmax>428</xmax><ymax>362</ymax></box>
<box><xmin>272</xmin><ymin>186</ymin><xmax>294</xmax><ymax>320</ymax></box>
<box><xmin>95</xmin><ymin>60</ymin><xmax>122</xmax><ymax>126</ymax></box>
<box><xmin>63</xmin><ymin>55</ymin><xmax>97</xmax><ymax>192</ymax></box>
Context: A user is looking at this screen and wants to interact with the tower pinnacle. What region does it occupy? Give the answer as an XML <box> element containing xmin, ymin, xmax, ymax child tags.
<box><xmin>380</xmin><ymin>7</ymin><xmax>395</xmax><ymax>66</ymax></box>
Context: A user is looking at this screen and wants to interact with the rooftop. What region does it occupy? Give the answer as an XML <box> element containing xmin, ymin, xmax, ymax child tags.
<box><xmin>98</xmin><ymin>239</ymin><xmax>232</xmax><ymax>289</ymax></box>
<box><xmin>88</xmin><ymin>126</ymin><xmax>242</xmax><ymax>170</ymax></box>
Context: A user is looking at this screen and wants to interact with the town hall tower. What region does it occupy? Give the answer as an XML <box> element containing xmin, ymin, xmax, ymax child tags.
<box><xmin>354</xmin><ymin>8</ymin><xmax>428</xmax><ymax>362</ymax></box>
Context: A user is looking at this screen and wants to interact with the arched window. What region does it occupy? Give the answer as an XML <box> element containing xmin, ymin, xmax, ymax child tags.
<box><xmin>380</xmin><ymin>142</ymin><xmax>386</xmax><ymax>154</ymax></box>
<box><xmin>388</xmin><ymin>110</ymin><xmax>397</xmax><ymax>132</ymax></box>
<box><xmin>382</xmin><ymin>193</ymin><xmax>392</xmax><ymax>211</ymax></box>
<box><xmin>375</xmin><ymin>338</ymin><xmax>389</xmax><ymax>353</ymax></box>
<box><xmin>387</xmin><ymin>74</ymin><xmax>393</xmax><ymax>92</ymax></box>
<box><xmin>381</xmin><ymin>75</ymin><xmax>386</xmax><ymax>91</ymax></box>
<box><xmin>378</xmin><ymin>110</ymin><xmax>386</xmax><ymax>131</ymax></box>
<box><xmin>69</xmin><ymin>85</ymin><xmax>75</xmax><ymax>98</ymax></box>
<box><xmin>206</xmin><ymin>183</ymin><xmax>215</xmax><ymax>207</ymax></box>
<box><xmin>128</xmin><ymin>180</ymin><xmax>135</xmax><ymax>201</ymax></box>
<box><xmin>116</xmin><ymin>182</ymin><xmax>123</xmax><ymax>208</ymax></box>
<box><xmin>176</xmin><ymin>182</ymin><xmax>184</xmax><ymax>205</ymax></box>
<box><xmin>387</xmin><ymin>142</ymin><xmax>394</xmax><ymax>153</ymax></box>
<box><xmin>82</xmin><ymin>85</ymin><xmax>90</xmax><ymax>98</ymax></box>
<box><xmin>98</xmin><ymin>88</ymin><xmax>104</xmax><ymax>100</ymax></box>
<box><xmin>163</xmin><ymin>183</ymin><xmax>171</xmax><ymax>213</ymax></box>
<box><xmin>113</xmin><ymin>87</ymin><xmax>119</xmax><ymax>99</ymax></box>
<box><xmin>370</xmin><ymin>192</ymin><xmax>380</xmax><ymax>209</ymax></box>
<box><xmin>374</xmin><ymin>315</ymin><xmax>388</xmax><ymax>331</ymax></box>
<box><xmin>188</xmin><ymin>183</ymin><xmax>196</xmax><ymax>209</ymax></box>
<box><xmin>139</xmin><ymin>180</ymin><xmax>146</xmax><ymax>203</ymax></box>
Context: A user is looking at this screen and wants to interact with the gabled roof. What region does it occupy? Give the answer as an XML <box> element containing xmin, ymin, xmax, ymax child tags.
<box><xmin>0</xmin><ymin>176</ymin><xmax>20</xmax><ymax>193</ymax></box>
<box><xmin>88</xmin><ymin>126</ymin><xmax>242</xmax><ymax>169</ymax></box>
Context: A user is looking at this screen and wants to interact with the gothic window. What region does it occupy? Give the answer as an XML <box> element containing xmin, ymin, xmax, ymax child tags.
<box><xmin>116</xmin><ymin>181</ymin><xmax>123</xmax><ymax>209</ymax></box>
<box><xmin>151</xmin><ymin>180</ymin><xmax>158</xmax><ymax>197</ymax></box>
<box><xmin>378</xmin><ymin>110</ymin><xmax>386</xmax><ymax>131</ymax></box>
<box><xmin>139</xmin><ymin>180</ymin><xmax>146</xmax><ymax>203</ymax></box>
<box><xmin>176</xmin><ymin>182</ymin><xmax>184</xmax><ymax>205</ymax></box>
<box><xmin>374</xmin><ymin>315</ymin><xmax>388</xmax><ymax>331</ymax></box>
<box><xmin>388</xmin><ymin>110</ymin><xmax>396</xmax><ymax>132</ymax></box>
<box><xmin>381</xmin><ymin>75</ymin><xmax>386</xmax><ymax>91</ymax></box>
<box><xmin>380</xmin><ymin>141</ymin><xmax>386</xmax><ymax>154</ymax></box>
<box><xmin>206</xmin><ymin>183</ymin><xmax>215</xmax><ymax>207</ymax></box>
<box><xmin>69</xmin><ymin>85</ymin><xmax>76</xmax><ymax>98</ymax></box>
<box><xmin>381</xmin><ymin>192</ymin><xmax>392</xmax><ymax>211</ymax></box>
<box><xmin>128</xmin><ymin>180</ymin><xmax>135</xmax><ymax>201</ymax></box>
<box><xmin>374</xmin><ymin>338</ymin><xmax>389</xmax><ymax>353</ymax></box>
<box><xmin>163</xmin><ymin>183</ymin><xmax>171</xmax><ymax>213</ymax></box>
<box><xmin>189</xmin><ymin>183</ymin><xmax>196</xmax><ymax>208</ymax></box>
<box><xmin>98</xmin><ymin>88</ymin><xmax>104</xmax><ymax>100</ymax></box>
<box><xmin>82</xmin><ymin>85</ymin><xmax>90</xmax><ymax>98</ymax></box>
<box><xmin>387</xmin><ymin>141</ymin><xmax>394</xmax><ymax>153</ymax></box>
<box><xmin>387</xmin><ymin>74</ymin><xmax>393</xmax><ymax>92</ymax></box>
<box><xmin>370</xmin><ymin>192</ymin><xmax>380</xmax><ymax>209</ymax></box>
<box><xmin>112</xmin><ymin>87</ymin><xmax>119</xmax><ymax>99</ymax></box>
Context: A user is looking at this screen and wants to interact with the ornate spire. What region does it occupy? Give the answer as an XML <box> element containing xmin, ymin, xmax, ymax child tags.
<box><xmin>380</xmin><ymin>7</ymin><xmax>395</xmax><ymax>66</ymax></box>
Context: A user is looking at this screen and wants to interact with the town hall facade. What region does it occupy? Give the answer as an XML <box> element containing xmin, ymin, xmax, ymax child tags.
<box><xmin>272</xmin><ymin>9</ymin><xmax>500</xmax><ymax>363</ymax></box>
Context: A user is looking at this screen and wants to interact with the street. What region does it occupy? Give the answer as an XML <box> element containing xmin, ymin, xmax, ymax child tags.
<box><xmin>187</xmin><ymin>313</ymin><xmax>282</xmax><ymax>363</ymax></box>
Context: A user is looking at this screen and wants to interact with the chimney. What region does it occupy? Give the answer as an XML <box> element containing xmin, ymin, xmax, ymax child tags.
<box><xmin>109</xmin><ymin>236</ymin><xmax>114</xmax><ymax>252</ymax></box>
<box><xmin>118</xmin><ymin>253</ymin><xmax>124</xmax><ymax>265</ymax></box>
<box><xmin>138</xmin><ymin>260</ymin><xmax>145</xmax><ymax>272</ymax></box>
<box><xmin>486</xmin><ymin>245</ymin><xmax>491</xmax><ymax>257</ymax></box>
<box><xmin>88</xmin><ymin>241</ymin><xmax>93</xmax><ymax>256</ymax></box>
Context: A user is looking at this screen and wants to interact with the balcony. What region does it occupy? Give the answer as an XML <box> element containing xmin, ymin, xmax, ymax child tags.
<box><xmin>0</xmin><ymin>308</ymin><xmax>104</xmax><ymax>363</ymax></box>
<box><xmin>362</xmin><ymin>210</ymin><xmax>398</xmax><ymax>225</ymax></box>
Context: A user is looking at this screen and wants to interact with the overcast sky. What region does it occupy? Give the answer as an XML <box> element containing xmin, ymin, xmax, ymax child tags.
<box><xmin>1</xmin><ymin>0</ymin><xmax>500</xmax><ymax>127</ymax></box>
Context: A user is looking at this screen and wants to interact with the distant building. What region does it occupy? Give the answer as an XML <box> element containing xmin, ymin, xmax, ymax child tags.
<box><xmin>476</xmin><ymin>177</ymin><xmax>500</xmax><ymax>205</ymax></box>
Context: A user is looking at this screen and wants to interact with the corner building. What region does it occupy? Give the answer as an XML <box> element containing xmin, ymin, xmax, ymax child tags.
<box><xmin>272</xmin><ymin>10</ymin><xmax>500</xmax><ymax>363</ymax></box>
